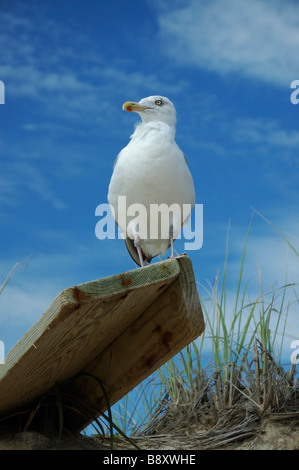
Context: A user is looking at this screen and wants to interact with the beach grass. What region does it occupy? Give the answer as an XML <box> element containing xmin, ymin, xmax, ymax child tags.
<box><xmin>108</xmin><ymin>216</ymin><xmax>299</xmax><ymax>445</ymax></box>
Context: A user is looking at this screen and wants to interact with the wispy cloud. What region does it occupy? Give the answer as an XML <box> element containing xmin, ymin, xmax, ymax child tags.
<box><xmin>0</xmin><ymin>236</ymin><xmax>132</xmax><ymax>352</ymax></box>
<box><xmin>0</xmin><ymin>5</ymin><xmax>191</xmax><ymax>213</ymax></box>
<box><xmin>230</xmin><ymin>118</ymin><xmax>299</xmax><ymax>198</ymax></box>
<box><xmin>0</xmin><ymin>8</ymin><xmax>187</xmax><ymax>125</ymax></box>
<box><xmin>155</xmin><ymin>0</ymin><xmax>299</xmax><ymax>86</ymax></box>
<box><xmin>233</xmin><ymin>119</ymin><xmax>299</xmax><ymax>149</ymax></box>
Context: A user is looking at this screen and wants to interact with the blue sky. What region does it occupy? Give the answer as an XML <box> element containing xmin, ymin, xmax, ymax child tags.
<box><xmin>1</xmin><ymin>0</ymin><xmax>298</xmax><ymax>366</ymax></box>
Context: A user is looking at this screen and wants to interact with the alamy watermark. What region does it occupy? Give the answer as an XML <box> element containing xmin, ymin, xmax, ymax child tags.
<box><xmin>0</xmin><ymin>81</ymin><xmax>4</xmax><ymax>104</ymax></box>
<box><xmin>290</xmin><ymin>80</ymin><xmax>299</xmax><ymax>105</ymax></box>
<box><xmin>0</xmin><ymin>340</ymin><xmax>5</xmax><ymax>364</ymax></box>
<box><xmin>95</xmin><ymin>197</ymin><xmax>203</xmax><ymax>251</ymax></box>
<box><xmin>0</xmin><ymin>80</ymin><xmax>4</xmax><ymax>104</ymax></box>
<box><xmin>290</xmin><ymin>339</ymin><xmax>299</xmax><ymax>365</ymax></box>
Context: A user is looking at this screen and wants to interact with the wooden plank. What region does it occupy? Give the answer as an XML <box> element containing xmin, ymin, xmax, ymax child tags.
<box><xmin>62</xmin><ymin>256</ymin><xmax>205</xmax><ymax>431</ymax></box>
<box><xmin>0</xmin><ymin>258</ymin><xmax>180</xmax><ymax>416</ymax></box>
<box><xmin>0</xmin><ymin>255</ymin><xmax>204</xmax><ymax>433</ymax></box>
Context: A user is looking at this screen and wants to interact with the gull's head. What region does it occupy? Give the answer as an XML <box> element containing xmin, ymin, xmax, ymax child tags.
<box><xmin>122</xmin><ymin>96</ymin><xmax>176</xmax><ymax>127</ymax></box>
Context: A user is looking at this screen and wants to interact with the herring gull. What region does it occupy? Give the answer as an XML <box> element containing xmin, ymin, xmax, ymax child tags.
<box><xmin>108</xmin><ymin>95</ymin><xmax>195</xmax><ymax>267</ymax></box>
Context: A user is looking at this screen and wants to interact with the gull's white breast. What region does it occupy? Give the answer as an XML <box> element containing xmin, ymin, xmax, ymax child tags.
<box><xmin>108</xmin><ymin>121</ymin><xmax>195</xmax><ymax>258</ymax></box>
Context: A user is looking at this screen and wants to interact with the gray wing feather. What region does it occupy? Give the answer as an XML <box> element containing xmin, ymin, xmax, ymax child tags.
<box><xmin>113</xmin><ymin>152</ymin><xmax>120</xmax><ymax>170</ymax></box>
<box><xmin>124</xmin><ymin>237</ymin><xmax>153</xmax><ymax>267</ymax></box>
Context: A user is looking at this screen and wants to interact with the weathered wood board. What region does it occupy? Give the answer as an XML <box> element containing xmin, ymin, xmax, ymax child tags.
<box><xmin>0</xmin><ymin>255</ymin><xmax>204</xmax><ymax>433</ymax></box>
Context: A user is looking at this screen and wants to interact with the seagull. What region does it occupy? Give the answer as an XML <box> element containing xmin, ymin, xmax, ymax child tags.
<box><xmin>108</xmin><ymin>95</ymin><xmax>195</xmax><ymax>267</ymax></box>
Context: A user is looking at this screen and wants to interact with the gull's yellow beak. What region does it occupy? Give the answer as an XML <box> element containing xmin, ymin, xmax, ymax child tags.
<box><xmin>122</xmin><ymin>101</ymin><xmax>150</xmax><ymax>113</ymax></box>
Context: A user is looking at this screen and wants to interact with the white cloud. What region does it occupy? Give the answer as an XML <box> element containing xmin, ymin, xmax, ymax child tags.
<box><xmin>201</xmin><ymin>211</ymin><xmax>299</xmax><ymax>294</ymax></box>
<box><xmin>236</xmin><ymin>221</ymin><xmax>298</xmax><ymax>289</ymax></box>
<box><xmin>156</xmin><ymin>0</ymin><xmax>299</xmax><ymax>86</ymax></box>
<box><xmin>0</xmin><ymin>285</ymin><xmax>53</xmax><ymax>324</ymax></box>
<box><xmin>0</xmin><ymin>237</ymin><xmax>133</xmax><ymax>354</ymax></box>
<box><xmin>0</xmin><ymin>9</ymin><xmax>187</xmax><ymax>120</ymax></box>
<box><xmin>0</xmin><ymin>148</ymin><xmax>67</xmax><ymax>210</ymax></box>
<box><xmin>233</xmin><ymin>118</ymin><xmax>299</xmax><ymax>149</ymax></box>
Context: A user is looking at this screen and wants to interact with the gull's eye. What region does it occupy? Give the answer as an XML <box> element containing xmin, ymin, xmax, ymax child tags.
<box><xmin>155</xmin><ymin>99</ymin><xmax>164</xmax><ymax>106</ymax></box>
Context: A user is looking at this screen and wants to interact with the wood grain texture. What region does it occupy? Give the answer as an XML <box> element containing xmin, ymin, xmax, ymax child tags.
<box><xmin>0</xmin><ymin>256</ymin><xmax>204</xmax><ymax>433</ymax></box>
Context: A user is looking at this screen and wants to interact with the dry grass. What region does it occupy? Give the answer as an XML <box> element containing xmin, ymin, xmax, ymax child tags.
<box><xmin>134</xmin><ymin>341</ymin><xmax>299</xmax><ymax>449</ymax></box>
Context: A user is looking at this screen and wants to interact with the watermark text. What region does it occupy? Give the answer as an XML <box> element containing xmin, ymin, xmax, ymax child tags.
<box><xmin>95</xmin><ymin>197</ymin><xmax>203</xmax><ymax>251</ymax></box>
<box><xmin>290</xmin><ymin>339</ymin><xmax>299</xmax><ymax>365</ymax></box>
<box><xmin>290</xmin><ymin>80</ymin><xmax>299</xmax><ymax>105</ymax></box>
<box><xmin>0</xmin><ymin>340</ymin><xmax>5</xmax><ymax>364</ymax></box>
<box><xmin>0</xmin><ymin>80</ymin><xmax>4</xmax><ymax>104</ymax></box>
